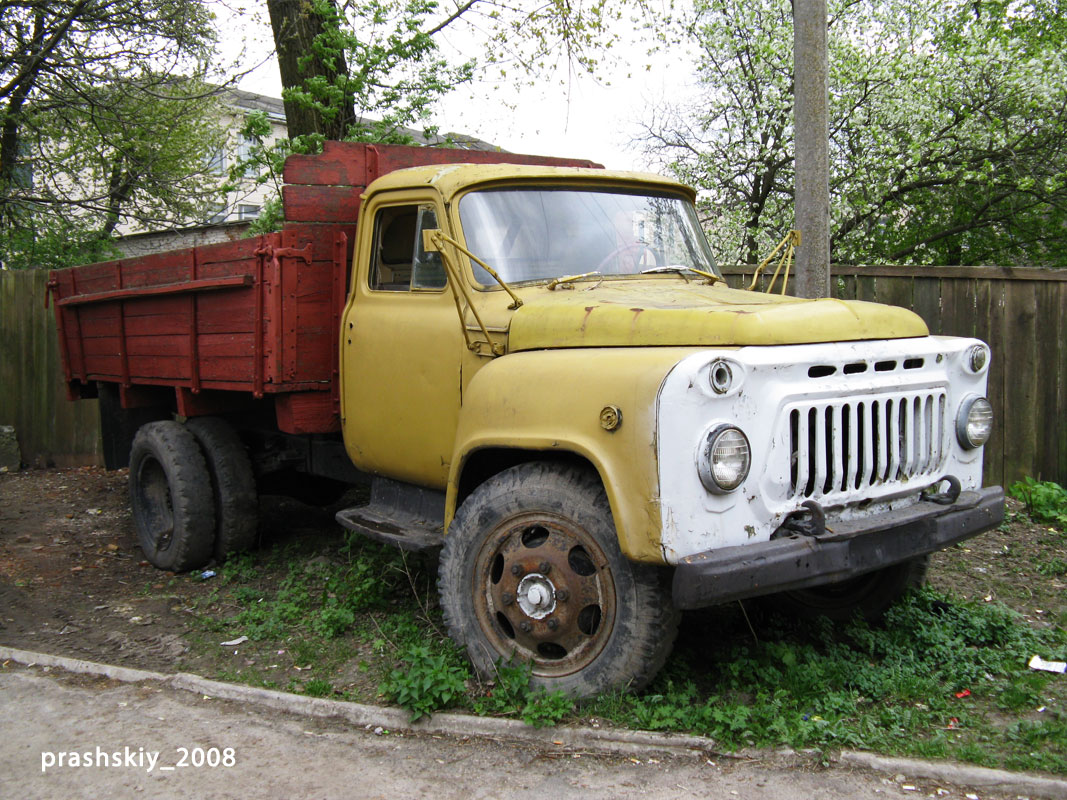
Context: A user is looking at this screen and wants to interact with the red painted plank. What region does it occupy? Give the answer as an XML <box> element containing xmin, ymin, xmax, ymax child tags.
<box><xmin>282</xmin><ymin>185</ymin><xmax>363</xmax><ymax>223</ymax></box>
<box><xmin>283</xmin><ymin>141</ymin><xmax>602</xmax><ymax>186</ymax></box>
<box><xmin>56</xmin><ymin>275</ymin><xmax>253</xmax><ymax>307</ymax></box>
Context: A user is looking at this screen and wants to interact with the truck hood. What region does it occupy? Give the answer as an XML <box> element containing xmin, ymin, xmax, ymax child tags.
<box><xmin>507</xmin><ymin>280</ymin><xmax>928</xmax><ymax>351</ymax></box>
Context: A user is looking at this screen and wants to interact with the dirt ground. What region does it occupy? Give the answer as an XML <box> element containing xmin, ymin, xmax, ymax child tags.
<box><xmin>0</xmin><ymin>466</ymin><xmax>356</xmax><ymax>677</ymax></box>
<box><xmin>1</xmin><ymin>466</ymin><xmax>1063</xmax><ymax>678</ymax></box>
<box><xmin>1</xmin><ymin>466</ymin><xmax>1065</xmax><ymax>800</ymax></box>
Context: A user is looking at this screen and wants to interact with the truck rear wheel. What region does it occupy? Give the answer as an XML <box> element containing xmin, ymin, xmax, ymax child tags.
<box><xmin>765</xmin><ymin>556</ymin><xmax>929</xmax><ymax>622</ymax></box>
<box><xmin>438</xmin><ymin>462</ymin><xmax>679</xmax><ymax>698</ymax></box>
<box><xmin>129</xmin><ymin>421</ymin><xmax>215</xmax><ymax>572</ymax></box>
<box><xmin>185</xmin><ymin>417</ymin><xmax>258</xmax><ymax>562</ymax></box>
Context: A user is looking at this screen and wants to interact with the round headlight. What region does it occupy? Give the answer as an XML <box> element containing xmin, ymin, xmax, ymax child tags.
<box><xmin>965</xmin><ymin>344</ymin><xmax>989</xmax><ymax>374</ymax></box>
<box><xmin>698</xmin><ymin>425</ymin><xmax>751</xmax><ymax>493</ymax></box>
<box><xmin>956</xmin><ymin>396</ymin><xmax>993</xmax><ymax>449</ymax></box>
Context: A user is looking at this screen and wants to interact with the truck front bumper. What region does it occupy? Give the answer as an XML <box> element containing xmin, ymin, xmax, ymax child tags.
<box><xmin>671</xmin><ymin>486</ymin><xmax>1004</xmax><ymax>610</ymax></box>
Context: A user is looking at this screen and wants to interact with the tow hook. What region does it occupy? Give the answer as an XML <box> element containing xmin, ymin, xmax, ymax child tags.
<box><xmin>772</xmin><ymin>500</ymin><xmax>826</xmax><ymax>539</ymax></box>
<box><xmin>921</xmin><ymin>475</ymin><xmax>962</xmax><ymax>505</ymax></box>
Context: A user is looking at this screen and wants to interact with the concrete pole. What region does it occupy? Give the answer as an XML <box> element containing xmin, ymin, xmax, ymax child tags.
<box><xmin>793</xmin><ymin>0</ymin><xmax>831</xmax><ymax>298</ymax></box>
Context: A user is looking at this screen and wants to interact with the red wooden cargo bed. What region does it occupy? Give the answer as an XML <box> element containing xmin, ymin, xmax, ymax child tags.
<box><xmin>48</xmin><ymin>142</ymin><xmax>600</xmax><ymax>435</ymax></box>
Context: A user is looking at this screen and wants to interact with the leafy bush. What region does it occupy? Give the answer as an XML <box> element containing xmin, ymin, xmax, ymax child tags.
<box><xmin>472</xmin><ymin>659</ymin><xmax>573</xmax><ymax>728</ymax></box>
<box><xmin>1009</xmin><ymin>477</ymin><xmax>1067</xmax><ymax>528</ymax></box>
<box><xmin>380</xmin><ymin>644</ymin><xmax>470</xmax><ymax>721</ymax></box>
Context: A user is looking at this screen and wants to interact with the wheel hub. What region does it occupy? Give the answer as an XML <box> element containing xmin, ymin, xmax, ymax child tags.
<box><xmin>516</xmin><ymin>573</ymin><xmax>556</xmax><ymax>619</ymax></box>
<box><xmin>474</xmin><ymin>515</ymin><xmax>617</xmax><ymax>678</ymax></box>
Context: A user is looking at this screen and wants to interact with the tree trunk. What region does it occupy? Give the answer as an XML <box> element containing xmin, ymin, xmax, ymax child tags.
<box><xmin>266</xmin><ymin>0</ymin><xmax>353</xmax><ymax>140</ymax></box>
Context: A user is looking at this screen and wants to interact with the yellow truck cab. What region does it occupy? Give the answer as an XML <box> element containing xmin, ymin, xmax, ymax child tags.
<box><xmin>50</xmin><ymin>144</ymin><xmax>1003</xmax><ymax>698</ymax></box>
<box><xmin>337</xmin><ymin>161</ymin><xmax>1002</xmax><ymax>696</ymax></box>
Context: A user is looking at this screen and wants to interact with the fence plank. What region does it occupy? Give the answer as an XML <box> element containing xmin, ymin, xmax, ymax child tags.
<box><xmin>1001</xmin><ymin>279</ymin><xmax>1039</xmax><ymax>486</ymax></box>
<box><xmin>974</xmin><ymin>277</ymin><xmax>1005</xmax><ymax>486</ymax></box>
<box><xmin>1036</xmin><ymin>280</ymin><xmax>1062</xmax><ymax>483</ymax></box>
<box><xmin>0</xmin><ymin>270</ymin><xmax>101</xmax><ymax>467</ymax></box>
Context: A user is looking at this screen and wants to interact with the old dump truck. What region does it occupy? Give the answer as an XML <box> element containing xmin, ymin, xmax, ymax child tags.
<box><xmin>49</xmin><ymin>141</ymin><xmax>1004</xmax><ymax>696</ymax></box>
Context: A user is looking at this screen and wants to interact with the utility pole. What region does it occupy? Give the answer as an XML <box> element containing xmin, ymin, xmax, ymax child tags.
<box><xmin>793</xmin><ymin>0</ymin><xmax>831</xmax><ymax>298</ymax></box>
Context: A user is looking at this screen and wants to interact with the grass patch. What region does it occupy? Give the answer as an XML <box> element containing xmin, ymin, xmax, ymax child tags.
<box><xmin>183</xmin><ymin>512</ymin><xmax>1067</xmax><ymax>775</ymax></box>
<box><xmin>587</xmin><ymin>589</ymin><xmax>1067</xmax><ymax>771</ymax></box>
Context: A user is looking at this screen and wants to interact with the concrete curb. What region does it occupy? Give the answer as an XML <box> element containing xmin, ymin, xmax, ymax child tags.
<box><xmin>4</xmin><ymin>645</ymin><xmax>1067</xmax><ymax>798</ymax></box>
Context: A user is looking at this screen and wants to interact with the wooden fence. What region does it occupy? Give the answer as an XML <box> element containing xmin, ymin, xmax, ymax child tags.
<box><xmin>0</xmin><ymin>269</ymin><xmax>102</xmax><ymax>467</ymax></box>
<box><xmin>2</xmin><ymin>264</ymin><xmax>1064</xmax><ymax>487</ymax></box>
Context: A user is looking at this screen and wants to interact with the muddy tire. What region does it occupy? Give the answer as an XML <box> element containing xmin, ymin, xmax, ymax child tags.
<box><xmin>764</xmin><ymin>556</ymin><xmax>929</xmax><ymax>622</ymax></box>
<box><xmin>129</xmin><ymin>421</ymin><xmax>215</xmax><ymax>572</ymax></box>
<box><xmin>438</xmin><ymin>462</ymin><xmax>679</xmax><ymax>698</ymax></box>
<box><xmin>185</xmin><ymin>417</ymin><xmax>258</xmax><ymax>562</ymax></box>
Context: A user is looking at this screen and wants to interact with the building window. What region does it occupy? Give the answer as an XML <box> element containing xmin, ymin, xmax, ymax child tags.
<box><xmin>206</xmin><ymin>203</ymin><xmax>228</xmax><ymax>224</ymax></box>
<box><xmin>238</xmin><ymin>131</ymin><xmax>256</xmax><ymax>162</ymax></box>
<box><xmin>237</xmin><ymin>204</ymin><xmax>260</xmax><ymax>221</ymax></box>
<box><xmin>207</xmin><ymin>148</ymin><xmax>226</xmax><ymax>175</ymax></box>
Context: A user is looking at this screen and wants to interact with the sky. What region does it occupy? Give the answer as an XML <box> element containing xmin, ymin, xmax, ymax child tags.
<box><xmin>219</xmin><ymin>2</ymin><xmax>693</xmax><ymax>173</ymax></box>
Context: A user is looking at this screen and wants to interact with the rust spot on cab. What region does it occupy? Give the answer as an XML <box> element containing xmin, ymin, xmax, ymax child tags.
<box><xmin>580</xmin><ymin>305</ymin><xmax>596</xmax><ymax>332</ymax></box>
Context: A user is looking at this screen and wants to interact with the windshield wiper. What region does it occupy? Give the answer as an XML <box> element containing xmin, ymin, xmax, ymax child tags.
<box><xmin>546</xmin><ymin>271</ymin><xmax>602</xmax><ymax>290</ymax></box>
<box><xmin>640</xmin><ymin>265</ymin><xmax>721</xmax><ymax>284</ymax></box>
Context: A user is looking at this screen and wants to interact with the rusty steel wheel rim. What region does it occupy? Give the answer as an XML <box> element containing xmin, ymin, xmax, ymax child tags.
<box><xmin>472</xmin><ymin>512</ymin><xmax>617</xmax><ymax>678</ymax></box>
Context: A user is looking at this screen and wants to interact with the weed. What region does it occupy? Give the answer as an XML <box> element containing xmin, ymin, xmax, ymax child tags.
<box><xmin>468</xmin><ymin>659</ymin><xmax>572</xmax><ymax>727</ymax></box>
<box><xmin>380</xmin><ymin>643</ymin><xmax>470</xmax><ymax>721</ymax></box>
<box><xmin>221</xmin><ymin>551</ymin><xmax>258</xmax><ymax>583</ymax></box>
<box><xmin>521</xmin><ymin>689</ymin><xmax>573</xmax><ymax>728</ymax></box>
<box><xmin>1009</xmin><ymin>477</ymin><xmax>1067</xmax><ymax>528</ymax></box>
<box><xmin>1037</xmin><ymin>557</ymin><xmax>1067</xmax><ymax>577</ymax></box>
<box><xmin>303</xmin><ymin>678</ymin><xmax>334</xmax><ymax>697</ymax></box>
<box><xmin>587</xmin><ymin>587</ymin><xmax>1066</xmax><ymax>766</ymax></box>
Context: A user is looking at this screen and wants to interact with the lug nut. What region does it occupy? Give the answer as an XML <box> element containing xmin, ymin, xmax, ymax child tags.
<box><xmin>556</xmin><ymin>589</ymin><xmax>569</xmax><ymax>602</ymax></box>
<box><xmin>538</xmin><ymin>561</ymin><xmax>552</xmax><ymax>574</ymax></box>
<box><xmin>547</xmin><ymin>618</ymin><xmax>559</xmax><ymax>631</ymax></box>
<box><xmin>501</xmin><ymin>592</ymin><xmax>514</xmax><ymax>606</ymax></box>
<box><xmin>511</xmin><ymin>564</ymin><xmax>524</xmax><ymax>576</ymax></box>
<box><xmin>519</xmin><ymin>620</ymin><xmax>532</xmax><ymax>633</ymax></box>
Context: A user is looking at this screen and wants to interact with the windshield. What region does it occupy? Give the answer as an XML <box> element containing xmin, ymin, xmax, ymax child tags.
<box><xmin>458</xmin><ymin>187</ymin><xmax>720</xmax><ymax>286</ymax></box>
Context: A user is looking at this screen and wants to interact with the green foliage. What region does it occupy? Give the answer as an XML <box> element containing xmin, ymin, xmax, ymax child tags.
<box><xmin>647</xmin><ymin>0</ymin><xmax>1067</xmax><ymax>267</ymax></box>
<box><xmin>380</xmin><ymin>643</ymin><xmax>470</xmax><ymax>721</ymax></box>
<box><xmin>1009</xmin><ymin>477</ymin><xmax>1067</xmax><ymax>528</ymax></box>
<box><xmin>227</xmin><ymin>538</ymin><xmax>407</xmax><ymax>641</ymax></box>
<box><xmin>0</xmin><ymin>2</ymin><xmax>227</xmax><ymax>268</ymax></box>
<box><xmin>303</xmin><ymin>678</ymin><xmax>335</xmax><ymax>697</ymax></box>
<box><xmin>588</xmin><ymin>588</ymin><xmax>1066</xmax><ymax>766</ymax></box>
<box><xmin>521</xmin><ymin>689</ymin><xmax>573</xmax><ymax>728</ymax></box>
<box><xmin>471</xmin><ymin>659</ymin><xmax>573</xmax><ymax>728</ymax></box>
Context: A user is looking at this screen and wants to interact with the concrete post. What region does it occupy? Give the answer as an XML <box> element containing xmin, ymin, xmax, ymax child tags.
<box><xmin>793</xmin><ymin>0</ymin><xmax>831</xmax><ymax>298</ymax></box>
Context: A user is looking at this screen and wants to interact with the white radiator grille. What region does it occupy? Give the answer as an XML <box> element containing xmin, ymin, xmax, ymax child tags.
<box><xmin>787</xmin><ymin>391</ymin><xmax>947</xmax><ymax>500</ymax></box>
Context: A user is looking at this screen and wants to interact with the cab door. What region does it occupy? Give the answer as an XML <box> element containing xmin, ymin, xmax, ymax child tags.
<box><xmin>340</xmin><ymin>192</ymin><xmax>463</xmax><ymax>489</ymax></box>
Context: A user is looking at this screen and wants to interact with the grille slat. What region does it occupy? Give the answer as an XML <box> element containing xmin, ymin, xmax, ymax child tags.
<box><xmin>788</xmin><ymin>391</ymin><xmax>947</xmax><ymax>500</ymax></box>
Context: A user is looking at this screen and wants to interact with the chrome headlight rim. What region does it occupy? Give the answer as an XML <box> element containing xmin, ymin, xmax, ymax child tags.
<box><xmin>964</xmin><ymin>343</ymin><xmax>990</xmax><ymax>375</ymax></box>
<box><xmin>697</xmin><ymin>424</ymin><xmax>751</xmax><ymax>493</ymax></box>
<box><xmin>956</xmin><ymin>395</ymin><xmax>993</xmax><ymax>449</ymax></box>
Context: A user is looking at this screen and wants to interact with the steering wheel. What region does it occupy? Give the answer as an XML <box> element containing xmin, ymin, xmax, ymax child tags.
<box><xmin>596</xmin><ymin>243</ymin><xmax>660</xmax><ymax>272</ymax></box>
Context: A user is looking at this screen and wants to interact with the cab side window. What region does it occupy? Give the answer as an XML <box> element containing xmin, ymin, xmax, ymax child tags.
<box><xmin>369</xmin><ymin>204</ymin><xmax>445</xmax><ymax>292</ymax></box>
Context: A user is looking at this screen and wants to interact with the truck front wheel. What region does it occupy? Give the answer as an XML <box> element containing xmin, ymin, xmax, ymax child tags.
<box><xmin>438</xmin><ymin>462</ymin><xmax>678</xmax><ymax>698</ymax></box>
<box><xmin>129</xmin><ymin>421</ymin><xmax>216</xmax><ymax>572</ymax></box>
